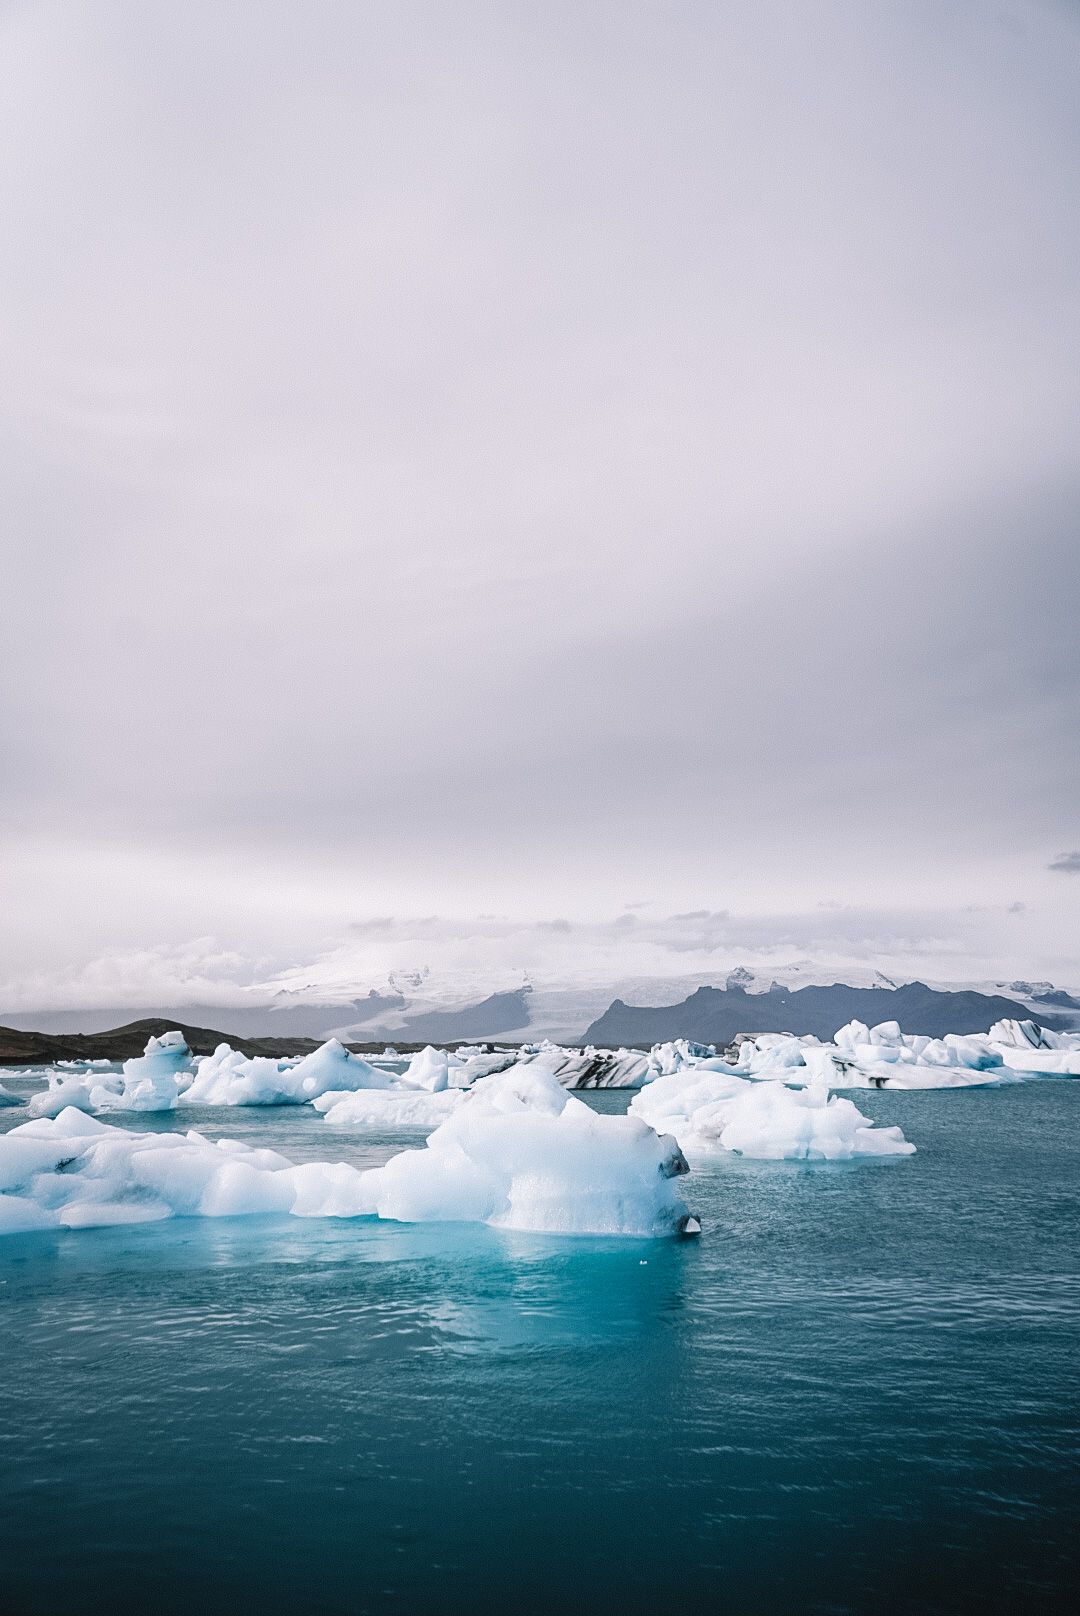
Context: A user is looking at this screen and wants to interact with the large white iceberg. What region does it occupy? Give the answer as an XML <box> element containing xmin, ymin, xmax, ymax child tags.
<box><xmin>352</xmin><ymin>1064</ymin><xmax>693</xmax><ymax>1234</ymax></box>
<box><xmin>0</xmin><ymin>1066</ymin><xmax>694</xmax><ymax>1239</ymax></box>
<box><xmin>631</xmin><ymin>1070</ymin><xmax>915</xmax><ymax>1160</ymax></box>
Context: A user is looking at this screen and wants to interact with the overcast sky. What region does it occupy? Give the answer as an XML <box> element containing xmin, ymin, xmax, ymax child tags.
<box><xmin>2</xmin><ymin>0</ymin><xmax>1079</xmax><ymax>1008</ymax></box>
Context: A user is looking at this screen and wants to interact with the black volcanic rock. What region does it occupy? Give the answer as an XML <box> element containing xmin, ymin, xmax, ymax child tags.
<box><xmin>583</xmin><ymin>981</ymin><xmax>1055</xmax><ymax>1047</ymax></box>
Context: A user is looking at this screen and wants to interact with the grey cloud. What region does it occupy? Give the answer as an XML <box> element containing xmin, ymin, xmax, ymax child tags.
<box><xmin>1</xmin><ymin>1</ymin><xmax>1079</xmax><ymax>995</ymax></box>
<box><xmin>1048</xmin><ymin>853</ymin><xmax>1080</xmax><ymax>873</ymax></box>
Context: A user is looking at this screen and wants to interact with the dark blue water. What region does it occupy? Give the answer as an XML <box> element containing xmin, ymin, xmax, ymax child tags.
<box><xmin>1</xmin><ymin>1083</ymin><xmax>1077</xmax><ymax>1615</ymax></box>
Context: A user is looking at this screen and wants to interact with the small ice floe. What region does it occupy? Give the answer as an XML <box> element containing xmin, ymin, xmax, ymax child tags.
<box><xmin>0</xmin><ymin>1081</ymin><xmax>24</xmax><ymax>1108</ymax></box>
<box><xmin>631</xmin><ymin>1070</ymin><xmax>915</xmax><ymax>1160</ymax></box>
<box><xmin>0</xmin><ymin>1066</ymin><xmax>694</xmax><ymax>1239</ymax></box>
<box><xmin>314</xmin><ymin>1087</ymin><xmax>465</xmax><ymax>1128</ymax></box>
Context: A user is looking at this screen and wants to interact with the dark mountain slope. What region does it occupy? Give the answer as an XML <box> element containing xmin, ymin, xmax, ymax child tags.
<box><xmin>0</xmin><ymin>1019</ymin><xmax>325</xmax><ymax>1066</ymax></box>
<box><xmin>584</xmin><ymin>981</ymin><xmax>1056</xmax><ymax>1047</ymax></box>
<box><xmin>377</xmin><ymin>989</ymin><xmax>530</xmax><ymax>1044</ymax></box>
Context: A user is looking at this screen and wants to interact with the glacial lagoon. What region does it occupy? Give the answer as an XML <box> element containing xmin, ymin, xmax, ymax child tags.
<box><xmin>1</xmin><ymin>1079</ymin><xmax>1077</xmax><ymax>1614</ymax></box>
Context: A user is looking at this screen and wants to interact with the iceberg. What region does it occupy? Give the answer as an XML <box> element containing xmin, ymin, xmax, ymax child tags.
<box><xmin>0</xmin><ymin>1080</ymin><xmax>24</xmax><ymax>1108</ymax></box>
<box><xmin>631</xmin><ymin>1070</ymin><xmax>915</xmax><ymax>1160</ymax></box>
<box><xmin>398</xmin><ymin>1045</ymin><xmax>456</xmax><ymax>1091</ymax></box>
<box><xmin>28</xmin><ymin>1069</ymin><xmax>123</xmax><ymax>1119</ymax></box>
<box><xmin>314</xmin><ymin>1086</ymin><xmax>465</xmax><ymax>1128</ymax></box>
<box><xmin>514</xmin><ymin>1042</ymin><xmax>656</xmax><ymax>1088</ymax></box>
<box><xmin>89</xmin><ymin>1031</ymin><xmax>192</xmax><ymax>1112</ymax></box>
<box><xmin>719</xmin><ymin>1020</ymin><xmax>1023</xmax><ymax>1089</ymax></box>
<box><xmin>352</xmin><ymin>1064</ymin><xmax>693</xmax><ymax>1235</ymax></box>
<box><xmin>289</xmin><ymin>1038</ymin><xmax>398</xmax><ymax>1099</ymax></box>
<box><xmin>177</xmin><ymin>1044</ymin><xmax>306</xmax><ymax>1107</ymax></box>
<box><xmin>986</xmin><ymin>1019</ymin><xmax>1080</xmax><ymax>1075</ymax></box>
<box><xmin>177</xmin><ymin>1037</ymin><xmax>391</xmax><ymax>1107</ymax></box>
<box><xmin>0</xmin><ymin>1066</ymin><xmax>693</xmax><ymax>1239</ymax></box>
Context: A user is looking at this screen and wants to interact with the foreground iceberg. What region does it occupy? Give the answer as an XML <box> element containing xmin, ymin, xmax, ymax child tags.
<box><xmin>353</xmin><ymin>1065</ymin><xmax>693</xmax><ymax>1234</ymax></box>
<box><xmin>0</xmin><ymin>1067</ymin><xmax>694</xmax><ymax>1239</ymax></box>
<box><xmin>631</xmin><ymin>1070</ymin><xmax>915</xmax><ymax>1160</ymax></box>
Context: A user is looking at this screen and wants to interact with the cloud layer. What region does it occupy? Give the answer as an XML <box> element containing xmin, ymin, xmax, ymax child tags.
<box><xmin>1</xmin><ymin>2</ymin><xmax>1078</xmax><ymax>1002</ymax></box>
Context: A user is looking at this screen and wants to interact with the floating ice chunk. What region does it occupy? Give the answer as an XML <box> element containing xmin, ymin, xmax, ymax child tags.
<box><xmin>399</xmin><ymin>1045</ymin><xmax>455</xmax><ymax>1092</ymax></box>
<box><xmin>631</xmin><ymin>1071</ymin><xmax>915</xmax><ymax>1160</ymax></box>
<box><xmin>0</xmin><ymin>1081</ymin><xmax>23</xmax><ymax>1108</ymax></box>
<box><xmin>292</xmin><ymin>1039</ymin><xmax>396</xmax><ymax>1099</ymax></box>
<box><xmin>90</xmin><ymin>1031</ymin><xmax>192</xmax><ymax>1112</ymax></box>
<box><xmin>28</xmin><ymin>1069</ymin><xmax>123</xmax><ymax>1118</ymax></box>
<box><xmin>176</xmin><ymin>1038</ymin><xmax>391</xmax><ymax>1106</ymax></box>
<box><xmin>178</xmin><ymin>1044</ymin><xmax>306</xmax><ymax>1107</ymax></box>
<box><xmin>725</xmin><ymin>1021</ymin><xmax>1011</xmax><ymax>1089</ymax></box>
<box><xmin>646</xmin><ymin>1040</ymin><xmax>716</xmax><ymax>1078</ymax></box>
<box><xmin>516</xmin><ymin>1042</ymin><xmax>654</xmax><ymax>1089</ymax></box>
<box><xmin>314</xmin><ymin>1087</ymin><xmax>465</xmax><ymax>1128</ymax></box>
<box><xmin>445</xmin><ymin>1049</ymin><xmax>520</xmax><ymax>1085</ymax></box>
<box><xmin>0</xmin><ymin>1070</ymin><xmax>693</xmax><ymax>1239</ymax></box>
<box><xmin>734</xmin><ymin>1034</ymin><xmax>813</xmax><ymax>1075</ymax></box>
<box><xmin>987</xmin><ymin>1019</ymin><xmax>1080</xmax><ymax>1073</ymax></box>
<box><xmin>356</xmin><ymin>1064</ymin><xmax>693</xmax><ymax>1235</ymax></box>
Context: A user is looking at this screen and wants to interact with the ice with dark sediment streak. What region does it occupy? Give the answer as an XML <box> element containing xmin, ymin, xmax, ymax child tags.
<box><xmin>0</xmin><ymin>1066</ymin><xmax>693</xmax><ymax>1239</ymax></box>
<box><xmin>720</xmin><ymin>1018</ymin><xmax>1080</xmax><ymax>1087</ymax></box>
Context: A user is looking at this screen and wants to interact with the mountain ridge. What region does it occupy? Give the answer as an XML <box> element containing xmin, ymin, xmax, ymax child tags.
<box><xmin>583</xmin><ymin>981</ymin><xmax>1065</xmax><ymax>1046</ymax></box>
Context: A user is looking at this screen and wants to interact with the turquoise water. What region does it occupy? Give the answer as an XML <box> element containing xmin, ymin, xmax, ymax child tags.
<box><xmin>1</xmin><ymin>1082</ymin><xmax>1077</xmax><ymax>1614</ymax></box>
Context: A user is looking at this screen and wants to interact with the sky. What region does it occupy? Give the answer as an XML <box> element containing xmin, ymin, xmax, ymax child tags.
<box><xmin>2</xmin><ymin>0</ymin><xmax>1079</xmax><ymax>1014</ymax></box>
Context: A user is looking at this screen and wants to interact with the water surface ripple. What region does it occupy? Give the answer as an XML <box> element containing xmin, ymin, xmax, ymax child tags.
<box><xmin>1</xmin><ymin>1082</ymin><xmax>1077</xmax><ymax>1614</ymax></box>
